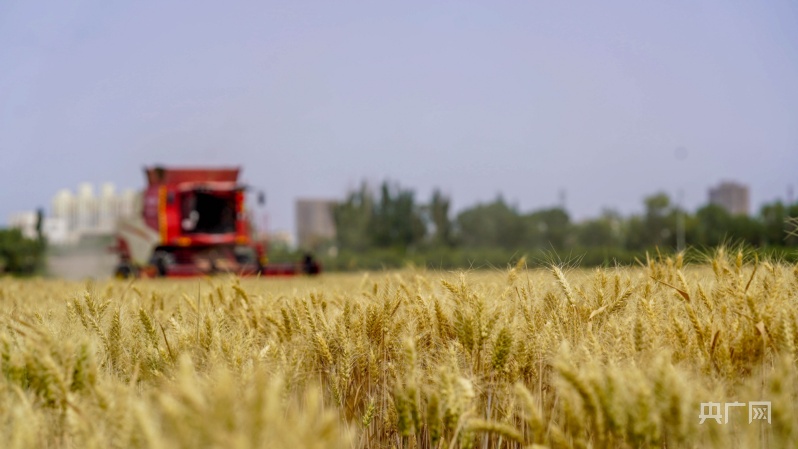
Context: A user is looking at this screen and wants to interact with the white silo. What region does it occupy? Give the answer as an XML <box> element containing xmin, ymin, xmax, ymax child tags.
<box><xmin>52</xmin><ymin>189</ymin><xmax>77</xmax><ymax>235</ymax></box>
<box><xmin>76</xmin><ymin>183</ymin><xmax>97</xmax><ymax>234</ymax></box>
<box><xmin>120</xmin><ymin>189</ymin><xmax>138</xmax><ymax>217</ymax></box>
<box><xmin>99</xmin><ymin>183</ymin><xmax>117</xmax><ymax>232</ymax></box>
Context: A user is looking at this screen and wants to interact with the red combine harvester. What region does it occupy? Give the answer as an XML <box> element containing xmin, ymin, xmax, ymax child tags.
<box><xmin>113</xmin><ymin>166</ymin><xmax>319</xmax><ymax>278</ymax></box>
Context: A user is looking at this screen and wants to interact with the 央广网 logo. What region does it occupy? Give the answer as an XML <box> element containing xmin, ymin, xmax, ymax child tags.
<box><xmin>698</xmin><ymin>401</ymin><xmax>771</xmax><ymax>424</ymax></box>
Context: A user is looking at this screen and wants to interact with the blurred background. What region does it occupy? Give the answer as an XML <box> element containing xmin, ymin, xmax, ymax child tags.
<box><xmin>1</xmin><ymin>1</ymin><xmax>796</xmax><ymax>276</ymax></box>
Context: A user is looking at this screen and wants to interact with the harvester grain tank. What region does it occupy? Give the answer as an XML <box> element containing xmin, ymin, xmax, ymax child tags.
<box><xmin>113</xmin><ymin>166</ymin><xmax>318</xmax><ymax>277</ymax></box>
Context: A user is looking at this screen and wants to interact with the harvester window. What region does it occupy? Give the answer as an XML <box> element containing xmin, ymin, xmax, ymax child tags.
<box><xmin>182</xmin><ymin>191</ymin><xmax>236</xmax><ymax>234</ymax></box>
<box><xmin>181</xmin><ymin>193</ymin><xmax>198</xmax><ymax>231</ymax></box>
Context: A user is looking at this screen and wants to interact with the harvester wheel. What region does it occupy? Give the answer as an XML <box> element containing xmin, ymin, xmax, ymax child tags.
<box><xmin>154</xmin><ymin>256</ymin><xmax>168</xmax><ymax>277</ymax></box>
<box><xmin>114</xmin><ymin>264</ymin><xmax>136</xmax><ymax>279</ymax></box>
<box><xmin>303</xmin><ymin>253</ymin><xmax>320</xmax><ymax>275</ymax></box>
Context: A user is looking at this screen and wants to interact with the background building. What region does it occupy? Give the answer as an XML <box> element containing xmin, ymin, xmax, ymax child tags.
<box><xmin>7</xmin><ymin>211</ymin><xmax>39</xmax><ymax>240</ymax></box>
<box><xmin>295</xmin><ymin>199</ymin><xmax>337</xmax><ymax>250</ymax></box>
<box><xmin>708</xmin><ymin>181</ymin><xmax>750</xmax><ymax>215</ymax></box>
<box><xmin>8</xmin><ymin>211</ymin><xmax>69</xmax><ymax>244</ymax></box>
<box><xmin>9</xmin><ymin>182</ymin><xmax>138</xmax><ymax>245</ymax></box>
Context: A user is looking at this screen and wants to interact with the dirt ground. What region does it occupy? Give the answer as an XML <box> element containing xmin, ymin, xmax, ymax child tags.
<box><xmin>47</xmin><ymin>247</ymin><xmax>117</xmax><ymax>280</ymax></box>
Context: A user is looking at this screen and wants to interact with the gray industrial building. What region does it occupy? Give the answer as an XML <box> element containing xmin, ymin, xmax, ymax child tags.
<box><xmin>295</xmin><ymin>199</ymin><xmax>337</xmax><ymax>250</ymax></box>
<box><xmin>708</xmin><ymin>181</ymin><xmax>750</xmax><ymax>215</ymax></box>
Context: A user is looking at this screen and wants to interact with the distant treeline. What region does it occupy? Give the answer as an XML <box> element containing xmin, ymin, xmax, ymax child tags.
<box><xmin>0</xmin><ymin>210</ymin><xmax>47</xmax><ymax>275</ymax></box>
<box><xmin>0</xmin><ymin>228</ymin><xmax>46</xmax><ymax>275</ymax></box>
<box><xmin>292</xmin><ymin>181</ymin><xmax>798</xmax><ymax>270</ymax></box>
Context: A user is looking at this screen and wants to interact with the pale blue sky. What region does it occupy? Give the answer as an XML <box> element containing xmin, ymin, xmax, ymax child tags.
<box><xmin>2</xmin><ymin>0</ymin><xmax>797</xmax><ymax>233</ymax></box>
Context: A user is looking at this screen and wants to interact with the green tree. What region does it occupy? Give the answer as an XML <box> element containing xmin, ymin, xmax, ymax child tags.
<box><xmin>761</xmin><ymin>201</ymin><xmax>798</xmax><ymax>247</ymax></box>
<box><xmin>577</xmin><ymin>210</ymin><xmax>622</xmax><ymax>248</ymax></box>
<box><xmin>368</xmin><ymin>181</ymin><xmax>426</xmax><ymax>249</ymax></box>
<box><xmin>332</xmin><ymin>183</ymin><xmax>374</xmax><ymax>252</ymax></box>
<box><xmin>644</xmin><ymin>192</ymin><xmax>673</xmax><ymax>245</ymax></box>
<box><xmin>0</xmin><ymin>228</ymin><xmax>45</xmax><ymax>275</ymax></box>
<box><xmin>625</xmin><ymin>192</ymin><xmax>676</xmax><ymax>250</ymax></box>
<box><xmin>760</xmin><ymin>201</ymin><xmax>787</xmax><ymax>246</ymax></box>
<box><xmin>456</xmin><ymin>196</ymin><xmax>526</xmax><ymax>249</ymax></box>
<box><xmin>731</xmin><ymin>214</ymin><xmax>766</xmax><ymax>246</ymax></box>
<box><xmin>690</xmin><ymin>204</ymin><xmax>733</xmax><ymax>247</ymax></box>
<box><xmin>426</xmin><ymin>189</ymin><xmax>454</xmax><ymax>247</ymax></box>
<box><xmin>524</xmin><ymin>207</ymin><xmax>572</xmax><ymax>250</ymax></box>
<box><xmin>786</xmin><ymin>203</ymin><xmax>798</xmax><ymax>247</ymax></box>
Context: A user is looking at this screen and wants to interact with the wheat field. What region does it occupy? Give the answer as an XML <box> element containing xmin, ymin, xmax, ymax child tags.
<box><xmin>0</xmin><ymin>249</ymin><xmax>796</xmax><ymax>448</ymax></box>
